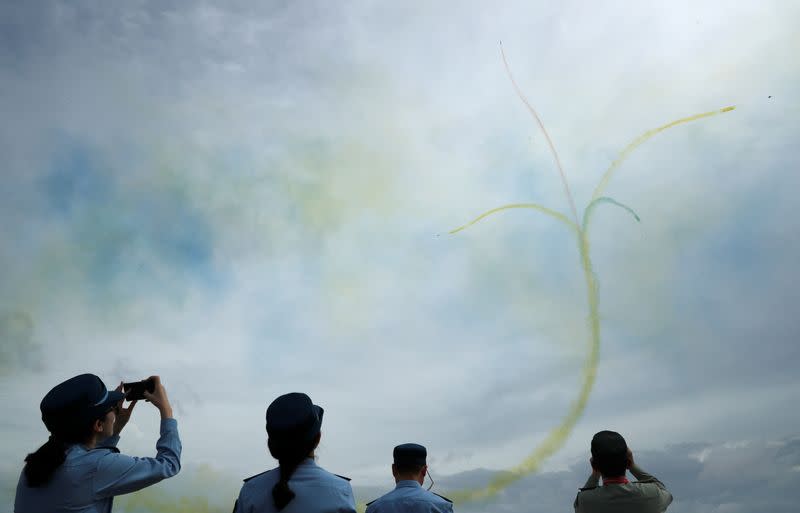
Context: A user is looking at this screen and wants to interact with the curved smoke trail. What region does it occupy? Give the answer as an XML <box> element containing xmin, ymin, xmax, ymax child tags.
<box><xmin>446</xmin><ymin>46</ymin><xmax>735</xmax><ymax>504</ymax></box>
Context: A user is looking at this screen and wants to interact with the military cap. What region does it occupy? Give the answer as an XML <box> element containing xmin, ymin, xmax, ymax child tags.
<box><xmin>40</xmin><ymin>374</ymin><xmax>124</xmax><ymax>434</ymax></box>
<box><xmin>393</xmin><ymin>443</ymin><xmax>427</xmax><ymax>466</ymax></box>
<box><xmin>266</xmin><ymin>392</ymin><xmax>324</xmax><ymax>444</ymax></box>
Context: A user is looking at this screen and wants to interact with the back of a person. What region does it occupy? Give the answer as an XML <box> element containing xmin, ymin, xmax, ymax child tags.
<box><xmin>365</xmin><ymin>444</ymin><xmax>453</xmax><ymax>513</ymax></box>
<box><xmin>368</xmin><ymin>483</ymin><xmax>451</xmax><ymax>513</ymax></box>
<box><xmin>238</xmin><ymin>461</ymin><xmax>353</xmax><ymax>513</ymax></box>
<box><xmin>15</xmin><ymin>446</ymin><xmax>111</xmax><ymax>513</ymax></box>
<box><xmin>233</xmin><ymin>393</ymin><xmax>356</xmax><ymax>513</ymax></box>
<box><xmin>573</xmin><ymin>431</ymin><xmax>672</xmax><ymax>513</ymax></box>
<box><xmin>575</xmin><ymin>481</ymin><xmax>668</xmax><ymax>513</ymax></box>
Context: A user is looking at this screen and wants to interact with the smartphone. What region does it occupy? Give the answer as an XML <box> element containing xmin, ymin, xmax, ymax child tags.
<box><xmin>122</xmin><ymin>378</ymin><xmax>156</xmax><ymax>401</ymax></box>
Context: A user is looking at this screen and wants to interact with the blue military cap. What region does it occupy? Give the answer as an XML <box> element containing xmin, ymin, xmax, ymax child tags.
<box><xmin>266</xmin><ymin>392</ymin><xmax>324</xmax><ymax>444</ymax></box>
<box><xmin>40</xmin><ymin>374</ymin><xmax>124</xmax><ymax>434</ymax></box>
<box><xmin>393</xmin><ymin>443</ymin><xmax>427</xmax><ymax>466</ymax></box>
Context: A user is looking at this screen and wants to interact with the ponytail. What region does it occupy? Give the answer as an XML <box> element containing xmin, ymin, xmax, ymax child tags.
<box><xmin>23</xmin><ymin>413</ymin><xmax>102</xmax><ymax>488</ymax></box>
<box><xmin>23</xmin><ymin>436</ymin><xmax>68</xmax><ymax>487</ymax></box>
<box><xmin>269</xmin><ymin>437</ymin><xmax>317</xmax><ymax>511</ymax></box>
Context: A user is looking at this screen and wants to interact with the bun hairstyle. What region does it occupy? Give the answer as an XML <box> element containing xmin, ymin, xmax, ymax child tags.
<box><xmin>266</xmin><ymin>393</ymin><xmax>324</xmax><ymax>511</ymax></box>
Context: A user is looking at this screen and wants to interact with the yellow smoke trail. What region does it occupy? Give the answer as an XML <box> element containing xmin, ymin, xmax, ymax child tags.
<box><xmin>449</xmin><ymin>203</ymin><xmax>578</xmax><ymax>235</ymax></box>
<box><xmin>592</xmin><ymin>106</ymin><xmax>736</xmax><ymax>201</ymax></box>
<box><xmin>446</xmin><ymin>209</ymin><xmax>605</xmax><ymax>504</ymax></box>
<box><xmin>447</xmin><ymin>78</ymin><xmax>735</xmax><ymax>502</ymax></box>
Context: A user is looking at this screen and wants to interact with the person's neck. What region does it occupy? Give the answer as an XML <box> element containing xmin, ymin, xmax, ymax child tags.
<box><xmin>396</xmin><ymin>475</ymin><xmax>423</xmax><ymax>485</ymax></box>
<box><xmin>602</xmin><ymin>474</ymin><xmax>629</xmax><ymax>484</ymax></box>
<box><xmin>82</xmin><ymin>435</ymin><xmax>100</xmax><ymax>450</ymax></box>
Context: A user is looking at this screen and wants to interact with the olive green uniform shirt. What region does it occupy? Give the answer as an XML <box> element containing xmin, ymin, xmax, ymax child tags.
<box><xmin>573</xmin><ymin>464</ymin><xmax>673</xmax><ymax>513</ymax></box>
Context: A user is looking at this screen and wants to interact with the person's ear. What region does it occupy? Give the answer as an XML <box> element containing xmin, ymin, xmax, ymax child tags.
<box><xmin>590</xmin><ymin>457</ymin><xmax>597</xmax><ymax>470</ymax></box>
<box><xmin>93</xmin><ymin>418</ymin><xmax>105</xmax><ymax>433</ymax></box>
<box><xmin>313</xmin><ymin>432</ymin><xmax>322</xmax><ymax>448</ymax></box>
<box><xmin>421</xmin><ymin>465</ymin><xmax>428</xmax><ymax>479</ymax></box>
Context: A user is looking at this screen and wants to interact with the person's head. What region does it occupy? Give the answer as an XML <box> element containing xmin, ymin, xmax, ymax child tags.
<box><xmin>23</xmin><ymin>374</ymin><xmax>124</xmax><ymax>487</ymax></box>
<box><xmin>392</xmin><ymin>443</ymin><xmax>428</xmax><ymax>484</ymax></box>
<box><xmin>266</xmin><ymin>392</ymin><xmax>324</xmax><ymax>511</ymax></box>
<box><xmin>590</xmin><ymin>430</ymin><xmax>628</xmax><ymax>478</ymax></box>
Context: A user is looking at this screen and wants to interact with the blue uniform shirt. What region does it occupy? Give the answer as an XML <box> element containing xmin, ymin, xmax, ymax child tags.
<box><xmin>366</xmin><ymin>480</ymin><xmax>453</xmax><ymax>513</ymax></box>
<box><xmin>234</xmin><ymin>458</ymin><xmax>356</xmax><ymax>513</ymax></box>
<box><xmin>14</xmin><ymin>418</ymin><xmax>182</xmax><ymax>513</ymax></box>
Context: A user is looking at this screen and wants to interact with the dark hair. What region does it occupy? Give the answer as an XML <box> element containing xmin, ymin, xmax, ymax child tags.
<box><xmin>268</xmin><ymin>435</ymin><xmax>319</xmax><ymax>510</ymax></box>
<box><xmin>23</xmin><ymin>414</ymin><xmax>105</xmax><ymax>487</ymax></box>
<box><xmin>394</xmin><ymin>462</ymin><xmax>425</xmax><ymax>476</ymax></box>
<box><xmin>591</xmin><ymin>430</ymin><xmax>628</xmax><ymax>477</ymax></box>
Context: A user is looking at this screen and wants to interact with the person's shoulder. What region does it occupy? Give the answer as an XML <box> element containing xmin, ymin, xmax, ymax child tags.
<box><xmin>241</xmin><ymin>467</ymin><xmax>279</xmax><ymax>489</ymax></box>
<box><xmin>420</xmin><ymin>488</ymin><xmax>452</xmax><ymax>506</ymax></box>
<box><xmin>80</xmin><ymin>444</ymin><xmax>122</xmax><ymax>467</ymax></box>
<box><xmin>631</xmin><ymin>480</ymin><xmax>671</xmax><ymax>497</ymax></box>
<box><xmin>430</xmin><ymin>491</ymin><xmax>452</xmax><ymax>504</ymax></box>
<box><xmin>575</xmin><ymin>484</ymin><xmax>602</xmax><ymax>503</ymax></box>
<box><xmin>313</xmin><ymin>464</ymin><xmax>352</xmax><ymax>485</ymax></box>
<box><xmin>365</xmin><ymin>487</ymin><xmax>398</xmax><ymax>508</ymax></box>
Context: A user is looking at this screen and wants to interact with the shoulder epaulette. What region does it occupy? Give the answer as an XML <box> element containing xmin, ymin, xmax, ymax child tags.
<box><xmin>579</xmin><ymin>485</ymin><xmax>598</xmax><ymax>491</ymax></box>
<box><xmin>365</xmin><ymin>498</ymin><xmax>378</xmax><ymax>506</ymax></box>
<box><xmin>433</xmin><ymin>492</ymin><xmax>453</xmax><ymax>503</ymax></box>
<box><xmin>91</xmin><ymin>446</ymin><xmax>120</xmax><ymax>453</ymax></box>
<box><xmin>243</xmin><ymin>470</ymin><xmax>270</xmax><ymax>483</ymax></box>
<box><xmin>334</xmin><ymin>473</ymin><xmax>351</xmax><ymax>481</ymax></box>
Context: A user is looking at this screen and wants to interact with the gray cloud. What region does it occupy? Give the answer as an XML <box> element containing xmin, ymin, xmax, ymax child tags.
<box><xmin>1</xmin><ymin>0</ymin><xmax>799</xmax><ymax>497</ymax></box>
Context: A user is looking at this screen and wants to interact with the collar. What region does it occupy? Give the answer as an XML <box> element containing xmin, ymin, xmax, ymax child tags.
<box><xmin>396</xmin><ymin>480</ymin><xmax>422</xmax><ymax>489</ymax></box>
<box><xmin>603</xmin><ymin>476</ymin><xmax>630</xmax><ymax>485</ymax></box>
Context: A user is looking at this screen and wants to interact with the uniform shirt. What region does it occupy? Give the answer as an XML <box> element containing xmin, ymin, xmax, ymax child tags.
<box><xmin>573</xmin><ymin>465</ymin><xmax>673</xmax><ymax>513</ymax></box>
<box><xmin>365</xmin><ymin>480</ymin><xmax>453</xmax><ymax>513</ymax></box>
<box><xmin>15</xmin><ymin>418</ymin><xmax>182</xmax><ymax>513</ymax></box>
<box><xmin>234</xmin><ymin>458</ymin><xmax>356</xmax><ymax>513</ymax></box>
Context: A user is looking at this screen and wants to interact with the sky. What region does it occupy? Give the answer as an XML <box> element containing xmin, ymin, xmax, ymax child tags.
<box><xmin>1</xmin><ymin>0</ymin><xmax>799</xmax><ymax>511</ymax></box>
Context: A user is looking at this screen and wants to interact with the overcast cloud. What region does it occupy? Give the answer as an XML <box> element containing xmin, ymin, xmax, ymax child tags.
<box><xmin>1</xmin><ymin>1</ymin><xmax>798</xmax><ymax>510</ymax></box>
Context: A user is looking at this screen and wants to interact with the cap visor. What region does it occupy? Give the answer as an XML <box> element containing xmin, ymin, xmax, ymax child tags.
<box><xmin>100</xmin><ymin>390</ymin><xmax>125</xmax><ymax>409</ymax></box>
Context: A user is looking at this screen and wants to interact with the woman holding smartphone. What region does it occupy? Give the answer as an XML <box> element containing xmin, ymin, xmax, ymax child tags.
<box><xmin>14</xmin><ymin>373</ymin><xmax>181</xmax><ymax>512</ymax></box>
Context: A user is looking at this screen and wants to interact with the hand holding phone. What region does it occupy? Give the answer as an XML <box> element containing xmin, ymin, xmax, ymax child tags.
<box><xmin>124</xmin><ymin>376</ymin><xmax>173</xmax><ymax>419</ymax></box>
<box><xmin>122</xmin><ymin>378</ymin><xmax>156</xmax><ymax>401</ymax></box>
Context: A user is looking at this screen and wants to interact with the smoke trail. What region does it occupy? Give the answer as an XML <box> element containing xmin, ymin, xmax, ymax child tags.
<box><xmin>449</xmin><ymin>203</ymin><xmax>578</xmax><ymax>235</ymax></box>
<box><xmin>447</xmin><ymin>48</ymin><xmax>735</xmax><ymax>504</ymax></box>
<box><xmin>592</xmin><ymin>106</ymin><xmax>736</xmax><ymax>201</ymax></box>
<box><xmin>500</xmin><ymin>43</ymin><xmax>579</xmax><ymax>225</ymax></box>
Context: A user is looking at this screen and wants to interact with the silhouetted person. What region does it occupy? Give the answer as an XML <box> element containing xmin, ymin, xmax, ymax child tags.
<box><xmin>233</xmin><ymin>392</ymin><xmax>356</xmax><ymax>513</ymax></box>
<box><xmin>574</xmin><ymin>431</ymin><xmax>672</xmax><ymax>513</ymax></box>
<box><xmin>366</xmin><ymin>443</ymin><xmax>453</xmax><ymax>513</ymax></box>
<box><xmin>15</xmin><ymin>374</ymin><xmax>181</xmax><ymax>512</ymax></box>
